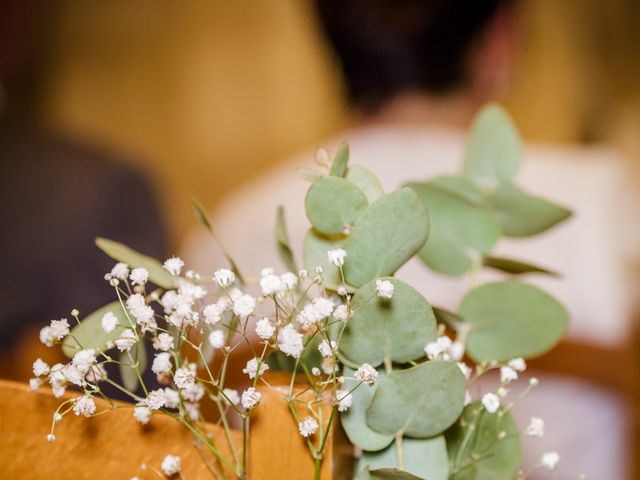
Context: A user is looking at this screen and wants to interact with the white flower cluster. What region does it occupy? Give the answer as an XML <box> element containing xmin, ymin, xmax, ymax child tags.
<box><xmin>296</xmin><ymin>297</ymin><xmax>335</xmax><ymax>328</ymax></box>
<box><xmin>31</xmin><ymin>248</ymin><xmax>559</xmax><ymax>476</ymax></box>
<box><xmin>424</xmin><ymin>335</ymin><xmax>465</xmax><ymax>361</ymax></box>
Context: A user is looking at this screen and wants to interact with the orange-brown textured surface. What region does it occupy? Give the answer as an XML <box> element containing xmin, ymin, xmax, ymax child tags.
<box><xmin>250</xmin><ymin>372</ymin><xmax>353</xmax><ymax>480</ymax></box>
<box><xmin>0</xmin><ymin>375</ymin><xmax>353</xmax><ymax>479</ymax></box>
<box><xmin>0</xmin><ymin>379</ymin><xmax>240</xmax><ymax>479</ymax></box>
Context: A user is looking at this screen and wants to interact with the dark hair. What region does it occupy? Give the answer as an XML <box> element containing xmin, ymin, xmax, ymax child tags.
<box><xmin>314</xmin><ymin>0</ymin><xmax>506</xmax><ymax>112</ymax></box>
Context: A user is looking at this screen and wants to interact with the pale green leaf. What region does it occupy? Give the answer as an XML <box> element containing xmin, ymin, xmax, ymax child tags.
<box><xmin>366</xmin><ymin>361</ymin><xmax>466</xmax><ymax>438</ymax></box>
<box><xmin>298</xmin><ymin>167</ymin><xmax>324</xmax><ymax>183</ymax></box>
<box><xmin>275</xmin><ymin>205</ymin><xmax>298</xmax><ymax>273</ymax></box>
<box><xmin>339</xmin><ymin>278</ymin><xmax>437</xmax><ymax>367</ymax></box>
<box><xmin>460</xmin><ymin>281</ymin><xmax>569</xmax><ymax>362</ymax></box>
<box><xmin>191</xmin><ymin>196</ymin><xmax>213</xmax><ymax>232</ymax></box>
<box><xmin>190</xmin><ymin>199</ymin><xmax>245</xmax><ymax>286</ymax></box>
<box><xmin>330</xmin><ymin>142</ymin><xmax>349</xmax><ymax>177</ymax></box>
<box><xmin>302</xmin><ymin>229</ymin><xmax>354</xmax><ymax>292</ymax></box>
<box><xmin>343</xmin><ymin>188</ymin><xmax>429</xmax><ymax>287</ymax></box>
<box><xmin>487</xmin><ymin>184</ymin><xmax>572</xmax><ymax>237</ymax></box>
<box><xmin>446</xmin><ymin>403</ymin><xmax>521</xmax><ymax>480</ymax></box>
<box><xmin>340</xmin><ymin>367</ymin><xmax>394</xmax><ymax>451</ymax></box>
<box><xmin>356</xmin><ymin>436</ymin><xmax>449</xmax><ymax>480</ymax></box>
<box><xmin>305</xmin><ymin>177</ymin><xmax>369</xmax><ymax>234</ymax></box>
<box><xmin>119</xmin><ymin>341</ymin><xmax>147</xmax><ymax>392</ymax></box>
<box><xmin>96</xmin><ymin>237</ymin><xmax>175</xmax><ymax>289</ymax></box>
<box><xmin>346</xmin><ymin>165</ymin><xmax>384</xmax><ymax>203</ymax></box>
<box><xmin>428</xmin><ymin>175</ymin><xmax>485</xmax><ymax>205</ymax></box>
<box><xmin>62</xmin><ymin>301</ymin><xmax>129</xmax><ymax>358</ymax></box>
<box><xmin>463</xmin><ymin>103</ymin><xmax>521</xmax><ymax>187</ymax></box>
<box><xmin>407</xmin><ymin>182</ymin><xmax>501</xmax><ymax>276</ymax></box>
<box><xmin>483</xmin><ymin>256</ymin><xmax>558</xmax><ymax>276</ymax></box>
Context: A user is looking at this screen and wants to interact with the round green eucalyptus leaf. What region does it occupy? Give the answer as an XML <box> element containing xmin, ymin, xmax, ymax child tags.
<box><xmin>407</xmin><ymin>182</ymin><xmax>501</xmax><ymax>276</ymax></box>
<box><xmin>340</xmin><ymin>368</ymin><xmax>394</xmax><ymax>451</ymax></box>
<box><xmin>95</xmin><ymin>237</ymin><xmax>176</xmax><ymax>289</ymax></box>
<box><xmin>305</xmin><ymin>176</ymin><xmax>368</xmax><ymax>234</ymax></box>
<box><xmin>460</xmin><ymin>281</ymin><xmax>569</xmax><ymax>362</ymax></box>
<box><xmin>346</xmin><ymin>165</ymin><xmax>385</xmax><ymax>203</ymax></box>
<box><xmin>302</xmin><ymin>229</ymin><xmax>355</xmax><ymax>292</ymax></box>
<box><xmin>339</xmin><ymin>278</ymin><xmax>437</xmax><ymax>367</ymax></box>
<box><xmin>356</xmin><ymin>436</ymin><xmax>449</xmax><ymax>480</ymax></box>
<box><xmin>463</xmin><ymin>103</ymin><xmax>521</xmax><ymax>187</ymax></box>
<box><xmin>366</xmin><ymin>361</ymin><xmax>466</xmax><ymax>438</ymax></box>
<box><xmin>343</xmin><ymin>188</ymin><xmax>429</xmax><ymax>287</ymax></box>
<box><xmin>446</xmin><ymin>402</ymin><xmax>521</xmax><ymax>480</ymax></box>
<box><xmin>487</xmin><ymin>184</ymin><xmax>572</xmax><ymax>237</ymax></box>
<box><xmin>62</xmin><ymin>301</ymin><xmax>129</xmax><ymax>358</ymax></box>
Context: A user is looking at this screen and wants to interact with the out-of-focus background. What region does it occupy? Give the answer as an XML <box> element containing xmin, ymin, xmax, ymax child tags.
<box><xmin>12</xmin><ymin>0</ymin><xmax>640</xmax><ymax>241</ymax></box>
<box><xmin>1</xmin><ymin>0</ymin><xmax>640</xmax><ymax>478</ymax></box>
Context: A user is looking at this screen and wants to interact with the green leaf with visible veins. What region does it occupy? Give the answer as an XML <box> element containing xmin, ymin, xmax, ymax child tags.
<box><xmin>339</xmin><ymin>278</ymin><xmax>437</xmax><ymax>367</ymax></box>
<box><xmin>407</xmin><ymin>182</ymin><xmax>500</xmax><ymax>276</ymax></box>
<box><xmin>62</xmin><ymin>301</ymin><xmax>129</xmax><ymax>358</ymax></box>
<box><xmin>340</xmin><ymin>367</ymin><xmax>394</xmax><ymax>451</ymax></box>
<box><xmin>446</xmin><ymin>402</ymin><xmax>521</xmax><ymax>480</ymax></box>
<box><xmin>305</xmin><ymin>176</ymin><xmax>368</xmax><ymax>234</ymax></box>
<box><xmin>487</xmin><ymin>184</ymin><xmax>572</xmax><ymax>237</ymax></box>
<box><xmin>356</xmin><ymin>436</ymin><xmax>449</xmax><ymax>480</ymax></box>
<box><xmin>366</xmin><ymin>361</ymin><xmax>466</xmax><ymax>438</ymax></box>
<box><xmin>463</xmin><ymin>103</ymin><xmax>522</xmax><ymax>188</ymax></box>
<box><xmin>460</xmin><ymin>281</ymin><xmax>569</xmax><ymax>362</ymax></box>
<box><xmin>343</xmin><ymin>188</ymin><xmax>429</xmax><ymax>287</ymax></box>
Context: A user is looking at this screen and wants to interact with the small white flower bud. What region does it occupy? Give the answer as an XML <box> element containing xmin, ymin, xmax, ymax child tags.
<box><xmin>54</xmin><ymin>413</ymin><xmax>62</xmax><ymax>422</ymax></box>
<box><xmin>298</xmin><ymin>269</ymin><xmax>308</xmax><ymax>279</ymax></box>
<box><xmin>314</xmin><ymin>147</ymin><xmax>330</xmax><ymax>166</ymax></box>
<box><xmin>109</xmin><ymin>278</ymin><xmax>120</xmax><ymax>287</ymax></box>
<box><xmin>529</xmin><ymin>377</ymin><xmax>539</xmax><ymax>386</ymax></box>
<box><xmin>71</xmin><ymin>309</ymin><xmax>79</xmax><ymax>317</ymax></box>
<box><xmin>314</xmin><ymin>266</ymin><xmax>324</xmax><ymax>274</ymax></box>
<box><xmin>47</xmin><ymin>434</ymin><xmax>56</xmax><ymax>442</ymax></box>
<box><xmin>337</xmin><ymin>286</ymin><xmax>347</xmax><ymax>296</ymax></box>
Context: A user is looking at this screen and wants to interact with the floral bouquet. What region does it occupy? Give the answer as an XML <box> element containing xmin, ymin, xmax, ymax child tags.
<box><xmin>31</xmin><ymin>104</ymin><xmax>573</xmax><ymax>479</ymax></box>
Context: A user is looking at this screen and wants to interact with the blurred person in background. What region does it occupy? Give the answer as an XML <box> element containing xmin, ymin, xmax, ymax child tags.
<box><xmin>185</xmin><ymin>0</ymin><xmax>639</xmax><ymax>477</ymax></box>
<box><xmin>0</xmin><ymin>1</ymin><xmax>168</xmax><ymax>395</ymax></box>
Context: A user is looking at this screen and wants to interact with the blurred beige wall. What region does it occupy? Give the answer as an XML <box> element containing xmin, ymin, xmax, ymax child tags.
<box><xmin>35</xmin><ymin>0</ymin><xmax>640</xmax><ymax>247</ymax></box>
